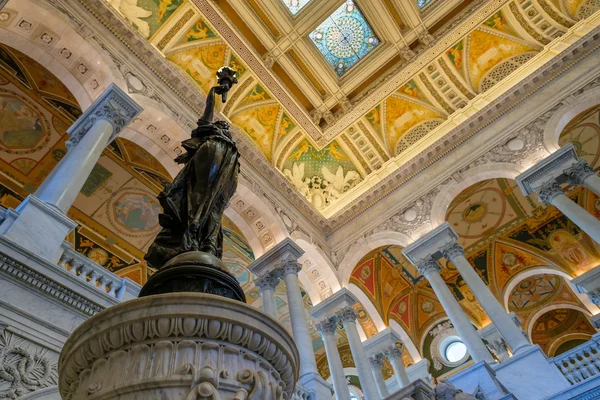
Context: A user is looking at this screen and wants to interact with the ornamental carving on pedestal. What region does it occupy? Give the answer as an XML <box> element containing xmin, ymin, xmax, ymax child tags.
<box><xmin>0</xmin><ymin>327</ymin><xmax>58</xmax><ymax>399</ymax></box>
<box><xmin>58</xmin><ymin>295</ymin><xmax>298</xmax><ymax>400</ymax></box>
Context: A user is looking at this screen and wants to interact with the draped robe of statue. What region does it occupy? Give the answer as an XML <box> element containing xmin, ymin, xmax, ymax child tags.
<box><xmin>141</xmin><ymin>68</ymin><xmax>244</xmax><ymax>300</ymax></box>
<box><xmin>144</xmin><ymin>119</ymin><xmax>239</xmax><ymax>269</ymax></box>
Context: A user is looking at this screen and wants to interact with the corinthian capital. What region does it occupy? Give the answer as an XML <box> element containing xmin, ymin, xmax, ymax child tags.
<box><xmin>536</xmin><ymin>181</ymin><xmax>564</xmax><ymax>206</ymax></box>
<box><xmin>315</xmin><ymin>318</ymin><xmax>337</xmax><ymax>336</ymax></box>
<box><xmin>369</xmin><ymin>354</ymin><xmax>384</xmax><ymax>369</ymax></box>
<box><xmin>384</xmin><ymin>344</ymin><xmax>403</xmax><ymax>360</ymax></box>
<box><xmin>565</xmin><ymin>159</ymin><xmax>596</xmax><ymax>186</ymax></box>
<box><xmin>336</xmin><ymin>306</ymin><xmax>358</xmax><ymax>323</ymax></box>
<box><xmin>415</xmin><ymin>257</ymin><xmax>440</xmax><ymax>278</ymax></box>
<box><xmin>255</xmin><ymin>273</ymin><xmax>280</xmax><ymax>291</ymax></box>
<box><xmin>440</xmin><ymin>242</ymin><xmax>465</xmax><ymax>261</ymax></box>
<box><xmin>66</xmin><ymin>84</ymin><xmax>142</xmax><ymax>149</ymax></box>
<box><xmin>281</xmin><ymin>256</ymin><xmax>302</xmax><ymax>277</ymax></box>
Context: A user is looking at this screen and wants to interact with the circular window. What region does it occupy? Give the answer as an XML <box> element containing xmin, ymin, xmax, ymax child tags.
<box><xmin>445</xmin><ymin>341</ymin><xmax>467</xmax><ymax>363</ymax></box>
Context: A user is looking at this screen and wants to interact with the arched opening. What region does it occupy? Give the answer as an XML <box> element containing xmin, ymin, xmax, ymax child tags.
<box><xmin>530</xmin><ymin>307</ymin><xmax>596</xmax><ymax>357</ymax></box>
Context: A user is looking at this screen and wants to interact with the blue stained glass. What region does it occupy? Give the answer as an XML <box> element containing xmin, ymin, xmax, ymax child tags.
<box><xmin>281</xmin><ymin>0</ymin><xmax>312</xmax><ymax>15</ymax></box>
<box><xmin>418</xmin><ymin>0</ymin><xmax>434</xmax><ymax>8</ymax></box>
<box><xmin>309</xmin><ymin>0</ymin><xmax>379</xmax><ymax>76</ymax></box>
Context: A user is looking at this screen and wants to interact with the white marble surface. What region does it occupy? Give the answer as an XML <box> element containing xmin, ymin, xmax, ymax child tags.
<box><xmin>493</xmin><ymin>345</ymin><xmax>570</xmax><ymax>400</ymax></box>
<box><xmin>0</xmin><ymin>195</ymin><xmax>77</xmax><ymax>263</ymax></box>
<box><xmin>449</xmin><ymin>361</ymin><xmax>514</xmax><ymax>400</ymax></box>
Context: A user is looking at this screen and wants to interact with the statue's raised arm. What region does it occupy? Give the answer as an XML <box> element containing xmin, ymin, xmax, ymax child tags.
<box><xmin>140</xmin><ymin>67</ymin><xmax>244</xmax><ymax>301</ymax></box>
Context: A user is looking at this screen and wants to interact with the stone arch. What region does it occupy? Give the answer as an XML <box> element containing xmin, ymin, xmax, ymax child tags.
<box><xmin>338</xmin><ymin>231</ymin><xmax>413</xmax><ymax>287</ymax></box>
<box><xmin>0</xmin><ymin>0</ymin><xmax>125</xmax><ymax>110</ymax></box>
<box><xmin>526</xmin><ymin>303</ymin><xmax>593</xmax><ymax>341</ymax></box>
<box><xmin>547</xmin><ymin>332</ymin><xmax>594</xmax><ymax>357</ymax></box>
<box><xmin>347</xmin><ymin>283</ymin><xmax>386</xmax><ymax>332</ymax></box>
<box><xmin>292</xmin><ymin>233</ymin><xmax>341</xmax><ymax>305</ymax></box>
<box><xmin>502</xmin><ymin>266</ymin><xmax>599</xmax><ymax>315</ymax></box>
<box><xmin>543</xmin><ymin>86</ymin><xmax>600</xmax><ymax>152</ymax></box>
<box><xmin>430</xmin><ymin>162</ymin><xmax>524</xmax><ymax>227</ymax></box>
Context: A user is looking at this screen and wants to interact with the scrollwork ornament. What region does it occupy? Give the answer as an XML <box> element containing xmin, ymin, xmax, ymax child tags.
<box><xmin>564</xmin><ymin>159</ymin><xmax>596</xmax><ymax>186</ymax></box>
<box><xmin>255</xmin><ymin>273</ymin><xmax>280</xmax><ymax>291</ymax></box>
<box><xmin>369</xmin><ymin>355</ymin><xmax>384</xmax><ymax>369</ymax></box>
<box><xmin>336</xmin><ymin>306</ymin><xmax>358</xmax><ymax>323</ymax></box>
<box><xmin>281</xmin><ymin>257</ymin><xmax>302</xmax><ymax>277</ymax></box>
<box><xmin>536</xmin><ymin>181</ymin><xmax>564</xmax><ymax>206</ymax></box>
<box><xmin>315</xmin><ymin>318</ymin><xmax>337</xmax><ymax>336</ymax></box>
<box><xmin>384</xmin><ymin>345</ymin><xmax>403</xmax><ymax>361</ymax></box>
<box><xmin>415</xmin><ymin>258</ymin><xmax>440</xmax><ymax>278</ymax></box>
<box><xmin>440</xmin><ymin>242</ymin><xmax>465</xmax><ymax>262</ymax></box>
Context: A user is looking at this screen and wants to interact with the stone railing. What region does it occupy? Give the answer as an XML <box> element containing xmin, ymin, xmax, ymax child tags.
<box><xmin>552</xmin><ymin>334</ymin><xmax>600</xmax><ymax>385</ymax></box>
<box><xmin>58</xmin><ymin>243</ymin><xmax>140</xmax><ymax>301</ymax></box>
<box><xmin>291</xmin><ymin>383</ymin><xmax>313</xmax><ymax>400</ymax></box>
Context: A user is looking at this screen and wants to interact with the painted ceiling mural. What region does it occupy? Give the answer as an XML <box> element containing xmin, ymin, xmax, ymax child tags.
<box><xmin>100</xmin><ymin>0</ymin><xmax>595</xmax><ymax>214</ymax></box>
<box><xmin>345</xmin><ymin>104</ymin><xmax>600</xmax><ymax>378</ymax></box>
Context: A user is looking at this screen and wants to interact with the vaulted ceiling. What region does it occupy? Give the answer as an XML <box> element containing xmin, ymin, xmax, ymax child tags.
<box><xmin>99</xmin><ymin>0</ymin><xmax>597</xmax><ymax>216</ymax></box>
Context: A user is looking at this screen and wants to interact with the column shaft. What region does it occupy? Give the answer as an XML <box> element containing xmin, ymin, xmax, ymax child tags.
<box><xmin>446</xmin><ymin>246</ymin><xmax>530</xmax><ymax>354</ymax></box>
<box><xmin>385</xmin><ymin>347</ymin><xmax>410</xmax><ymax>388</ymax></box>
<box><xmin>426</xmin><ymin>267</ymin><xmax>494</xmax><ymax>363</ymax></box>
<box><xmin>261</xmin><ymin>286</ymin><xmax>277</xmax><ymax>318</ymax></box>
<box><xmin>283</xmin><ymin>268</ymin><xmax>319</xmax><ymax>377</ymax></box>
<box><xmin>338</xmin><ymin>309</ymin><xmax>380</xmax><ymax>400</ymax></box>
<box><xmin>369</xmin><ymin>357</ymin><xmax>389</xmax><ymax>398</ymax></box>
<box><xmin>583</xmin><ymin>174</ymin><xmax>600</xmax><ymax>197</ymax></box>
<box><xmin>322</xmin><ymin>332</ymin><xmax>351</xmax><ymax>400</ymax></box>
<box><xmin>550</xmin><ymin>192</ymin><xmax>600</xmax><ymax>244</ymax></box>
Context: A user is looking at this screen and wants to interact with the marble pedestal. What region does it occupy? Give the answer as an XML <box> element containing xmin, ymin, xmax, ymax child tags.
<box><xmin>0</xmin><ymin>196</ymin><xmax>76</xmax><ymax>263</ymax></box>
<box><xmin>58</xmin><ymin>293</ymin><xmax>299</xmax><ymax>400</ymax></box>
<box><xmin>448</xmin><ymin>361</ymin><xmax>515</xmax><ymax>400</ymax></box>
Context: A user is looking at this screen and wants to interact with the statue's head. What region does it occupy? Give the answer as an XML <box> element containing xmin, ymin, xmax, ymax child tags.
<box><xmin>214</xmin><ymin>120</ymin><xmax>230</xmax><ymax>131</ymax></box>
<box><xmin>435</xmin><ymin>379</ymin><xmax>457</xmax><ymax>400</ymax></box>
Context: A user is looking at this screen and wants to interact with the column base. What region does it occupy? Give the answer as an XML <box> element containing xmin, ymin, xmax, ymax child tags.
<box><xmin>493</xmin><ymin>345</ymin><xmax>570</xmax><ymax>400</ymax></box>
<box><xmin>298</xmin><ymin>372</ymin><xmax>333</xmax><ymax>399</ymax></box>
<box><xmin>0</xmin><ymin>195</ymin><xmax>76</xmax><ymax>263</ymax></box>
<box><xmin>59</xmin><ymin>293</ymin><xmax>298</xmax><ymax>400</ymax></box>
<box><xmin>139</xmin><ymin>251</ymin><xmax>246</xmax><ymax>302</ymax></box>
<box><xmin>449</xmin><ymin>361</ymin><xmax>515</xmax><ymax>400</ymax></box>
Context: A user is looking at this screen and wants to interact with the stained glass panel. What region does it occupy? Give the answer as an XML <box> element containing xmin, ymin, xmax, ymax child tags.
<box><xmin>281</xmin><ymin>0</ymin><xmax>312</xmax><ymax>15</ymax></box>
<box><xmin>418</xmin><ymin>0</ymin><xmax>435</xmax><ymax>8</ymax></box>
<box><xmin>309</xmin><ymin>0</ymin><xmax>379</xmax><ymax>76</ymax></box>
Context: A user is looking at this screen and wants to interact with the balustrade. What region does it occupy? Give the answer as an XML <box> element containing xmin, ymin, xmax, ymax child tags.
<box><xmin>552</xmin><ymin>335</ymin><xmax>600</xmax><ymax>385</ymax></box>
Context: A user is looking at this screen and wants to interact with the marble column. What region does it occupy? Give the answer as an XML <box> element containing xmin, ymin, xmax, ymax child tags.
<box><xmin>537</xmin><ymin>181</ymin><xmax>600</xmax><ymax>243</ymax></box>
<box><xmin>255</xmin><ymin>272</ymin><xmax>279</xmax><ymax>319</ymax></box>
<box><xmin>282</xmin><ymin>256</ymin><xmax>320</xmax><ymax>379</ymax></box>
<box><xmin>416</xmin><ymin>258</ymin><xmax>494</xmax><ymax>363</ymax></box>
<box><xmin>565</xmin><ymin>159</ymin><xmax>600</xmax><ymax>197</ymax></box>
<box><xmin>337</xmin><ymin>306</ymin><xmax>381</xmax><ymax>400</ymax></box>
<box><xmin>316</xmin><ymin>318</ymin><xmax>352</xmax><ymax>400</ymax></box>
<box><xmin>385</xmin><ymin>345</ymin><xmax>410</xmax><ymax>389</ymax></box>
<box><xmin>441</xmin><ymin>241</ymin><xmax>530</xmax><ymax>354</ymax></box>
<box><xmin>0</xmin><ymin>84</ymin><xmax>141</xmax><ymax>262</ymax></box>
<box><xmin>369</xmin><ymin>354</ymin><xmax>389</xmax><ymax>398</ymax></box>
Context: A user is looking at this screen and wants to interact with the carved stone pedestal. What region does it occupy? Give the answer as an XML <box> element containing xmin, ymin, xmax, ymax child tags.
<box><xmin>58</xmin><ymin>293</ymin><xmax>298</xmax><ymax>400</ymax></box>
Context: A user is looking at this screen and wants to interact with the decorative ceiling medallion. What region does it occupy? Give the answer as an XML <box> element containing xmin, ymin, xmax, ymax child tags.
<box><xmin>281</xmin><ymin>0</ymin><xmax>312</xmax><ymax>15</ymax></box>
<box><xmin>309</xmin><ymin>0</ymin><xmax>379</xmax><ymax>76</ymax></box>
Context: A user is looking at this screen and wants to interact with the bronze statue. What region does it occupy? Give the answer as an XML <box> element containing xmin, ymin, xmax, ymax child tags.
<box><xmin>140</xmin><ymin>67</ymin><xmax>245</xmax><ymax>301</ymax></box>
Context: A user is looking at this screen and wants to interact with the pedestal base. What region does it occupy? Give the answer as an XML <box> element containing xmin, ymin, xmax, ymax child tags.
<box><xmin>139</xmin><ymin>251</ymin><xmax>246</xmax><ymax>302</ymax></box>
<box><xmin>298</xmin><ymin>372</ymin><xmax>333</xmax><ymax>399</ymax></box>
<box><xmin>58</xmin><ymin>293</ymin><xmax>298</xmax><ymax>400</ymax></box>
<box><xmin>0</xmin><ymin>195</ymin><xmax>76</xmax><ymax>263</ymax></box>
<box><xmin>449</xmin><ymin>361</ymin><xmax>515</xmax><ymax>400</ymax></box>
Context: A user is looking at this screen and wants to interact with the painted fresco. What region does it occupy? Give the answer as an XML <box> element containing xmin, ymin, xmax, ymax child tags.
<box><xmin>282</xmin><ymin>140</ymin><xmax>361</xmax><ymax>209</ymax></box>
<box><xmin>0</xmin><ymin>97</ymin><xmax>44</xmax><ymax>148</ymax></box>
<box><xmin>482</xmin><ymin>10</ymin><xmax>520</xmax><ymax>37</ymax></box>
<box><xmin>167</xmin><ymin>44</ymin><xmax>229</xmax><ymax>93</ymax></box>
<box><xmin>106</xmin><ymin>0</ymin><xmax>184</xmax><ymax>39</ymax></box>
<box><xmin>532</xmin><ymin>308</ymin><xmax>596</xmax><ymax>355</ymax></box>
<box><xmin>180</xmin><ymin>17</ymin><xmax>218</xmax><ymax>43</ymax></box>
<box><xmin>559</xmin><ymin>104</ymin><xmax>600</xmax><ymax>169</ymax></box>
<box><xmin>467</xmin><ymin>29</ymin><xmax>537</xmax><ymax>91</ymax></box>
<box><xmin>508</xmin><ymin>274</ymin><xmax>562</xmax><ymax>313</ymax></box>
<box><xmin>446</xmin><ymin>40</ymin><xmax>466</xmax><ymax>79</ymax></box>
<box><xmin>230</xmin><ymin>103</ymin><xmax>280</xmax><ymax>160</ymax></box>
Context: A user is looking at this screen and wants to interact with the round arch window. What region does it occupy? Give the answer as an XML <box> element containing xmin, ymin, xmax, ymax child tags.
<box><xmin>445</xmin><ymin>341</ymin><xmax>468</xmax><ymax>363</ymax></box>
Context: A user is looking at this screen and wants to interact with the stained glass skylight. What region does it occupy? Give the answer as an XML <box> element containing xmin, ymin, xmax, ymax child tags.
<box><xmin>309</xmin><ymin>1</ymin><xmax>379</xmax><ymax>76</ymax></box>
<box><xmin>418</xmin><ymin>0</ymin><xmax>435</xmax><ymax>8</ymax></box>
<box><xmin>281</xmin><ymin>0</ymin><xmax>311</xmax><ymax>15</ymax></box>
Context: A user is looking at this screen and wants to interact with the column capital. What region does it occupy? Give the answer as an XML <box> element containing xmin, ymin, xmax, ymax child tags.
<box><xmin>402</xmin><ymin>222</ymin><xmax>459</xmax><ymax>263</ymax></box>
<box><xmin>248</xmin><ymin>238</ymin><xmax>304</xmax><ymax>277</ymax></box>
<box><xmin>536</xmin><ymin>180</ymin><xmax>564</xmax><ymax>205</ymax></box>
<box><xmin>384</xmin><ymin>344</ymin><xmax>404</xmax><ymax>360</ymax></box>
<box><xmin>440</xmin><ymin>241</ymin><xmax>465</xmax><ymax>261</ymax></box>
<box><xmin>369</xmin><ymin>354</ymin><xmax>384</xmax><ymax>369</ymax></box>
<box><xmin>281</xmin><ymin>256</ymin><xmax>302</xmax><ymax>276</ymax></box>
<box><xmin>336</xmin><ymin>306</ymin><xmax>358</xmax><ymax>323</ymax></box>
<box><xmin>415</xmin><ymin>257</ymin><xmax>441</xmax><ymax>279</ymax></box>
<box><xmin>255</xmin><ymin>273</ymin><xmax>280</xmax><ymax>291</ymax></box>
<box><xmin>565</xmin><ymin>159</ymin><xmax>596</xmax><ymax>186</ymax></box>
<box><xmin>66</xmin><ymin>84</ymin><xmax>142</xmax><ymax>149</ymax></box>
<box><xmin>315</xmin><ymin>318</ymin><xmax>337</xmax><ymax>336</ymax></box>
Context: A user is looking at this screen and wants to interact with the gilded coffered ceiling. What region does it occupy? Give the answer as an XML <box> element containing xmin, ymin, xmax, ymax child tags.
<box><xmin>102</xmin><ymin>0</ymin><xmax>598</xmax><ymax>216</ymax></box>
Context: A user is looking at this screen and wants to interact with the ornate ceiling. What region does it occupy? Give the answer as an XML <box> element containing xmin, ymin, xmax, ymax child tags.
<box><xmin>100</xmin><ymin>0</ymin><xmax>598</xmax><ymax>216</ymax></box>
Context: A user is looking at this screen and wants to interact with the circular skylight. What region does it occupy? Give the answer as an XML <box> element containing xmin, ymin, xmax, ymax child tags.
<box><xmin>445</xmin><ymin>341</ymin><xmax>468</xmax><ymax>363</ymax></box>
